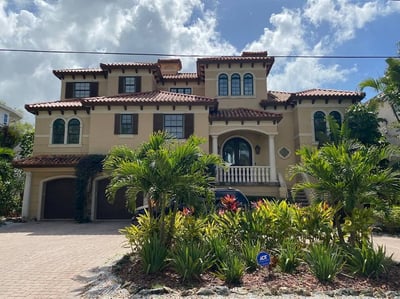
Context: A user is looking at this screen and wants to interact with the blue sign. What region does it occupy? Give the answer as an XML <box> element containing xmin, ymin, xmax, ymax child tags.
<box><xmin>256</xmin><ymin>251</ymin><xmax>271</xmax><ymax>267</ymax></box>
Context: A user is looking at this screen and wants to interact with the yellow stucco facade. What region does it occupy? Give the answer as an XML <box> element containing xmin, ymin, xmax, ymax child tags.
<box><xmin>17</xmin><ymin>52</ymin><xmax>364</xmax><ymax>220</ymax></box>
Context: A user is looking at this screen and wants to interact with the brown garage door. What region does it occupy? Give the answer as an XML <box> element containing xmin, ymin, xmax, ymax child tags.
<box><xmin>96</xmin><ymin>178</ymin><xmax>135</xmax><ymax>219</ymax></box>
<box><xmin>43</xmin><ymin>178</ymin><xmax>76</xmax><ymax>219</ymax></box>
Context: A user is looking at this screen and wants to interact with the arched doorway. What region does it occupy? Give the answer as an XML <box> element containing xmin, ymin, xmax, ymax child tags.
<box><xmin>222</xmin><ymin>137</ymin><xmax>252</xmax><ymax>166</ymax></box>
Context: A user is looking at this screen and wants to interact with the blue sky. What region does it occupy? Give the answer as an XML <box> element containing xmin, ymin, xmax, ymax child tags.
<box><xmin>0</xmin><ymin>0</ymin><xmax>399</xmax><ymax>122</ymax></box>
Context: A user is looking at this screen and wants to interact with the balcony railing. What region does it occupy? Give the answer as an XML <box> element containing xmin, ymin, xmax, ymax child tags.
<box><xmin>216</xmin><ymin>166</ymin><xmax>273</xmax><ymax>184</ymax></box>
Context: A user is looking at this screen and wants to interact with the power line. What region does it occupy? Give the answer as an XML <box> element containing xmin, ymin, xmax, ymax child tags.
<box><xmin>0</xmin><ymin>48</ymin><xmax>398</xmax><ymax>59</ymax></box>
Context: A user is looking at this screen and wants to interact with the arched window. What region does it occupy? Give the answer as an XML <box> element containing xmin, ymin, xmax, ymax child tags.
<box><xmin>231</xmin><ymin>73</ymin><xmax>241</xmax><ymax>96</ymax></box>
<box><xmin>314</xmin><ymin>111</ymin><xmax>327</xmax><ymax>145</ymax></box>
<box><xmin>67</xmin><ymin>119</ymin><xmax>80</xmax><ymax>144</ymax></box>
<box><xmin>243</xmin><ymin>73</ymin><xmax>253</xmax><ymax>96</ymax></box>
<box><xmin>222</xmin><ymin>137</ymin><xmax>252</xmax><ymax>166</ymax></box>
<box><xmin>52</xmin><ymin>119</ymin><xmax>65</xmax><ymax>144</ymax></box>
<box><xmin>329</xmin><ymin>111</ymin><xmax>342</xmax><ymax>127</ymax></box>
<box><xmin>218</xmin><ymin>74</ymin><xmax>228</xmax><ymax>96</ymax></box>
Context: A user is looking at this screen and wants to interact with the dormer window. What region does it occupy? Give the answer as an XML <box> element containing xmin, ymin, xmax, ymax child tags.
<box><xmin>119</xmin><ymin>76</ymin><xmax>141</xmax><ymax>93</ymax></box>
<box><xmin>65</xmin><ymin>82</ymin><xmax>99</xmax><ymax>98</ymax></box>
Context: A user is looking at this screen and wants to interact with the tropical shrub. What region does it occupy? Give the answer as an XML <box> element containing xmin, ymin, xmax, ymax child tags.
<box><xmin>374</xmin><ymin>206</ymin><xmax>400</xmax><ymax>233</ymax></box>
<box><xmin>240</xmin><ymin>239</ymin><xmax>262</xmax><ymax>272</ymax></box>
<box><xmin>345</xmin><ymin>241</ymin><xmax>393</xmax><ymax>278</ymax></box>
<box><xmin>278</xmin><ymin>238</ymin><xmax>303</xmax><ymax>273</ymax></box>
<box><xmin>168</xmin><ymin>240</ymin><xmax>214</xmax><ymax>282</ymax></box>
<box><xmin>140</xmin><ymin>233</ymin><xmax>168</xmax><ymax>274</ymax></box>
<box><xmin>216</xmin><ymin>253</ymin><xmax>246</xmax><ymax>285</ymax></box>
<box><xmin>305</xmin><ymin>243</ymin><xmax>344</xmax><ymax>283</ymax></box>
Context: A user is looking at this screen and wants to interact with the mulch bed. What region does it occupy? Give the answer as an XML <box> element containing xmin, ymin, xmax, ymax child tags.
<box><xmin>113</xmin><ymin>253</ymin><xmax>400</xmax><ymax>295</ymax></box>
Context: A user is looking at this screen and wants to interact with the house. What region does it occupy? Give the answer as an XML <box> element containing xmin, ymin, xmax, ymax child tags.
<box><xmin>0</xmin><ymin>102</ymin><xmax>22</xmax><ymax>126</ymax></box>
<box><xmin>14</xmin><ymin>51</ymin><xmax>365</xmax><ymax>220</ymax></box>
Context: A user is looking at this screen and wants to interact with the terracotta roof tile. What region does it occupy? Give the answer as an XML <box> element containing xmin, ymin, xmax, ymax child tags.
<box><xmin>25</xmin><ymin>90</ymin><xmax>217</xmax><ymax>114</ymax></box>
<box><xmin>267</xmin><ymin>91</ymin><xmax>293</xmax><ymax>103</ymax></box>
<box><xmin>162</xmin><ymin>73</ymin><xmax>198</xmax><ymax>80</ymax></box>
<box><xmin>84</xmin><ymin>90</ymin><xmax>216</xmax><ymax>106</ymax></box>
<box><xmin>197</xmin><ymin>55</ymin><xmax>274</xmax><ymax>63</ymax></box>
<box><xmin>100</xmin><ymin>62</ymin><xmax>159</xmax><ymax>69</ymax></box>
<box><xmin>53</xmin><ymin>68</ymin><xmax>107</xmax><ymax>79</ymax></box>
<box><xmin>13</xmin><ymin>155</ymin><xmax>84</xmax><ymax>168</ymax></box>
<box><xmin>294</xmin><ymin>88</ymin><xmax>365</xmax><ymax>98</ymax></box>
<box><xmin>210</xmin><ymin>108</ymin><xmax>282</xmax><ymax>122</ymax></box>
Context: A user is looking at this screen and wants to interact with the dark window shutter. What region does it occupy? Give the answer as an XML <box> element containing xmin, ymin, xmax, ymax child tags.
<box><xmin>114</xmin><ymin>114</ymin><xmax>121</xmax><ymax>134</ymax></box>
<box><xmin>90</xmin><ymin>82</ymin><xmax>99</xmax><ymax>97</ymax></box>
<box><xmin>132</xmin><ymin>114</ymin><xmax>138</xmax><ymax>134</ymax></box>
<box><xmin>184</xmin><ymin>114</ymin><xmax>194</xmax><ymax>138</ymax></box>
<box><xmin>153</xmin><ymin>114</ymin><xmax>163</xmax><ymax>132</ymax></box>
<box><xmin>135</xmin><ymin>77</ymin><xmax>141</xmax><ymax>92</ymax></box>
<box><xmin>118</xmin><ymin>77</ymin><xmax>124</xmax><ymax>93</ymax></box>
<box><xmin>65</xmin><ymin>82</ymin><xmax>73</xmax><ymax>98</ymax></box>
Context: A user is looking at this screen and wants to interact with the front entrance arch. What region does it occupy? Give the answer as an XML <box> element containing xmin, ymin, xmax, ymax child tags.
<box><xmin>222</xmin><ymin>137</ymin><xmax>252</xmax><ymax>166</ymax></box>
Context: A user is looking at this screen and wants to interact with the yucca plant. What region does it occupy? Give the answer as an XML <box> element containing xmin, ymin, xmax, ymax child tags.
<box><xmin>278</xmin><ymin>238</ymin><xmax>303</xmax><ymax>273</ymax></box>
<box><xmin>241</xmin><ymin>239</ymin><xmax>262</xmax><ymax>272</ymax></box>
<box><xmin>345</xmin><ymin>241</ymin><xmax>393</xmax><ymax>278</ymax></box>
<box><xmin>216</xmin><ymin>253</ymin><xmax>246</xmax><ymax>285</ymax></box>
<box><xmin>168</xmin><ymin>241</ymin><xmax>214</xmax><ymax>282</ymax></box>
<box><xmin>305</xmin><ymin>243</ymin><xmax>344</xmax><ymax>283</ymax></box>
<box><xmin>140</xmin><ymin>233</ymin><xmax>168</xmax><ymax>274</ymax></box>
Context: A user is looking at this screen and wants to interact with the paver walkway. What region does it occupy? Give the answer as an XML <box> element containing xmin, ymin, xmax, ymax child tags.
<box><xmin>0</xmin><ymin>221</ymin><xmax>130</xmax><ymax>299</ymax></box>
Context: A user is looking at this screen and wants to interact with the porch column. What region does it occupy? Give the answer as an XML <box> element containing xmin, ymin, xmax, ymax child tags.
<box><xmin>211</xmin><ymin>135</ymin><xmax>218</xmax><ymax>154</ymax></box>
<box><xmin>21</xmin><ymin>171</ymin><xmax>32</xmax><ymax>219</ymax></box>
<box><xmin>268</xmin><ymin>135</ymin><xmax>277</xmax><ymax>182</ymax></box>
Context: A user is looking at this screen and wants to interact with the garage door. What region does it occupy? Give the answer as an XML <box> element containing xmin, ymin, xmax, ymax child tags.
<box><xmin>96</xmin><ymin>178</ymin><xmax>135</xmax><ymax>219</ymax></box>
<box><xmin>43</xmin><ymin>178</ymin><xmax>76</xmax><ymax>219</ymax></box>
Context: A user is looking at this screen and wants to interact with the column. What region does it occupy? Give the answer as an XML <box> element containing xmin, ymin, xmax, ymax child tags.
<box><xmin>211</xmin><ymin>135</ymin><xmax>218</xmax><ymax>155</ymax></box>
<box><xmin>21</xmin><ymin>171</ymin><xmax>32</xmax><ymax>219</ymax></box>
<box><xmin>268</xmin><ymin>135</ymin><xmax>277</xmax><ymax>182</ymax></box>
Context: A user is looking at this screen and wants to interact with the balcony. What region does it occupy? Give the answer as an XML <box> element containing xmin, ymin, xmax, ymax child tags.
<box><xmin>216</xmin><ymin>166</ymin><xmax>275</xmax><ymax>184</ymax></box>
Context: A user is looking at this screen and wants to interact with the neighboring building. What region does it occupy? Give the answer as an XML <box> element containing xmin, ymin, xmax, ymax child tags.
<box><xmin>375</xmin><ymin>99</ymin><xmax>400</xmax><ymax>146</ymax></box>
<box><xmin>0</xmin><ymin>103</ymin><xmax>22</xmax><ymax>126</ymax></box>
<box><xmin>15</xmin><ymin>51</ymin><xmax>365</xmax><ymax>220</ymax></box>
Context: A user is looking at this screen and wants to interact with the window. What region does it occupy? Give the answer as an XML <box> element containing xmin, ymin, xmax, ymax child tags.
<box><xmin>170</xmin><ymin>88</ymin><xmax>192</xmax><ymax>94</ymax></box>
<box><xmin>119</xmin><ymin>76</ymin><xmax>141</xmax><ymax>93</ymax></box>
<box><xmin>243</xmin><ymin>73</ymin><xmax>253</xmax><ymax>96</ymax></box>
<box><xmin>67</xmin><ymin>119</ymin><xmax>80</xmax><ymax>144</ymax></box>
<box><xmin>65</xmin><ymin>82</ymin><xmax>98</xmax><ymax>98</ymax></box>
<box><xmin>313</xmin><ymin>111</ymin><xmax>327</xmax><ymax>145</ymax></box>
<box><xmin>329</xmin><ymin>111</ymin><xmax>342</xmax><ymax>127</ymax></box>
<box><xmin>153</xmin><ymin>114</ymin><xmax>194</xmax><ymax>139</ymax></box>
<box><xmin>114</xmin><ymin>114</ymin><xmax>138</xmax><ymax>135</ymax></box>
<box><xmin>52</xmin><ymin>119</ymin><xmax>65</xmax><ymax>144</ymax></box>
<box><xmin>52</xmin><ymin>118</ymin><xmax>81</xmax><ymax>144</ymax></box>
<box><xmin>231</xmin><ymin>74</ymin><xmax>241</xmax><ymax>96</ymax></box>
<box><xmin>3</xmin><ymin>113</ymin><xmax>9</xmax><ymax>125</ymax></box>
<box><xmin>218</xmin><ymin>74</ymin><xmax>228</xmax><ymax>96</ymax></box>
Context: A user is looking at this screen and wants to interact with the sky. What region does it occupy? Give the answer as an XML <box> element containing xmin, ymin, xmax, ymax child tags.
<box><xmin>0</xmin><ymin>0</ymin><xmax>399</xmax><ymax>123</ymax></box>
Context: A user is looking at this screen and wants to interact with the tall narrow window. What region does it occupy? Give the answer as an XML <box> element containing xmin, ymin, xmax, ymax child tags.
<box><xmin>52</xmin><ymin>119</ymin><xmax>65</xmax><ymax>144</ymax></box>
<box><xmin>218</xmin><ymin>74</ymin><xmax>228</xmax><ymax>96</ymax></box>
<box><xmin>3</xmin><ymin>113</ymin><xmax>9</xmax><ymax>125</ymax></box>
<box><xmin>329</xmin><ymin>111</ymin><xmax>342</xmax><ymax>127</ymax></box>
<box><xmin>231</xmin><ymin>73</ymin><xmax>241</xmax><ymax>96</ymax></box>
<box><xmin>243</xmin><ymin>73</ymin><xmax>253</xmax><ymax>96</ymax></box>
<box><xmin>67</xmin><ymin>119</ymin><xmax>80</xmax><ymax>144</ymax></box>
<box><xmin>314</xmin><ymin>111</ymin><xmax>327</xmax><ymax>145</ymax></box>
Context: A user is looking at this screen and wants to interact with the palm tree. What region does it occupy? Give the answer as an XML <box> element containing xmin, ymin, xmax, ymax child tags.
<box><xmin>103</xmin><ymin>131</ymin><xmax>222</xmax><ymax>247</ymax></box>
<box><xmin>290</xmin><ymin>140</ymin><xmax>400</xmax><ymax>245</ymax></box>
<box><xmin>359</xmin><ymin>57</ymin><xmax>400</xmax><ymax>106</ymax></box>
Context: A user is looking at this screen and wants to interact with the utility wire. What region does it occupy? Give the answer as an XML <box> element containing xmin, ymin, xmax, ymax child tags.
<box><xmin>0</xmin><ymin>48</ymin><xmax>399</xmax><ymax>59</ymax></box>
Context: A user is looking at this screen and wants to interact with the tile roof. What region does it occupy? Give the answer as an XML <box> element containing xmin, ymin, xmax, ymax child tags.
<box><xmin>260</xmin><ymin>89</ymin><xmax>365</xmax><ymax>107</ymax></box>
<box><xmin>53</xmin><ymin>68</ymin><xmax>107</xmax><ymax>79</ymax></box>
<box><xmin>293</xmin><ymin>88</ymin><xmax>365</xmax><ymax>98</ymax></box>
<box><xmin>25</xmin><ymin>90</ymin><xmax>217</xmax><ymax>114</ymax></box>
<box><xmin>13</xmin><ymin>155</ymin><xmax>84</xmax><ymax>168</ymax></box>
<box><xmin>210</xmin><ymin>108</ymin><xmax>282</xmax><ymax>122</ymax></box>
<box><xmin>162</xmin><ymin>73</ymin><xmax>199</xmax><ymax>80</ymax></box>
<box><xmin>197</xmin><ymin>55</ymin><xmax>274</xmax><ymax>64</ymax></box>
<box><xmin>100</xmin><ymin>62</ymin><xmax>159</xmax><ymax>69</ymax></box>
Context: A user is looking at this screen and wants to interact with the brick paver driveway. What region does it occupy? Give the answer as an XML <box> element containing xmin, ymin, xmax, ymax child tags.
<box><xmin>0</xmin><ymin>221</ymin><xmax>130</xmax><ymax>299</ymax></box>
